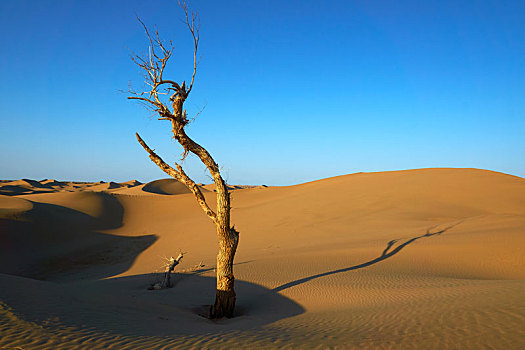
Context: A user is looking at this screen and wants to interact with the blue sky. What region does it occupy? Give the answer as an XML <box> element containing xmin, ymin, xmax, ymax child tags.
<box><xmin>1</xmin><ymin>0</ymin><xmax>524</xmax><ymax>185</ymax></box>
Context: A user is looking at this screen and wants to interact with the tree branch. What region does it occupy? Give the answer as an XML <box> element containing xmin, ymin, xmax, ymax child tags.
<box><xmin>128</xmin><ymin>96</ymin><xmax>163</xmax><ymax>109</ymax></box>
<box><xmin>130</xmin><ymin>6</ymin><xmax>226</xmax><ymax>226</ymax></box>
<box><xmin>136</xmin><ymin>132</ymin><xmax>217</xmax><ymax>223</ymax></box>
<box><xmin>179</xmin><ymin>0</ymin><xmax>199</xmax><ymax>96</ymax></box>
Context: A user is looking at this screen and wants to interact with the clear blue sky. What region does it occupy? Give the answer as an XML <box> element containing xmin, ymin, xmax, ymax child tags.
<box><xmin>1</xmin><ymin>0</ymin><xmax>524</xmax><ymax>185</ymax></box>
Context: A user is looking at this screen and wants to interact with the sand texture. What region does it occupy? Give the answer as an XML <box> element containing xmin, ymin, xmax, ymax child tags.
<box><xmin>1</xmin><ymin>168</ymin><xmax>524</xmax><ymax>349</ymax></box>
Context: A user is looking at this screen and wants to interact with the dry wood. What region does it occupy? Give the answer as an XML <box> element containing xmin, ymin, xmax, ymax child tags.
<box><xmin>162</xmin><ymin>253</ymin><xmax>184</xmax><ymax>288</ymax></box>
<box><xmin>135</xmin><ymin>133</ymin><xmax>217</xmax><ymax>222</ymax></box>
<box><xmin>129</xmin><ymin>0</ymin><xmax>239</xmax><ymax>318</ymax></box>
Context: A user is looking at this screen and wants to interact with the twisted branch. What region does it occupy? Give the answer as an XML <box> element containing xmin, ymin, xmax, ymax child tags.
<box><xmin>136</xmin><ymin>133</ymin><xmax>217</xmax><ymax>223</ymax></box>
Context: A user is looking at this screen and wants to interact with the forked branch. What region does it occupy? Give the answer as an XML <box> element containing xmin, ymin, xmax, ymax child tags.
<box><xmin>128</xmin><ymin>1</ymin><xmax>199</xmax><ymax>111</ymax></box>
<box><xmin>136</xmin><ymin>132</ymin><xmax>217</xmax><ymax>223</ymax></box>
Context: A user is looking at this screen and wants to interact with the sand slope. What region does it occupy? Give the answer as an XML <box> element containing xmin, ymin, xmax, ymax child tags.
<box><xmin>0</xmin><ymin>168</ymin><xmax>524</xmax><ymax>349</ymax></box>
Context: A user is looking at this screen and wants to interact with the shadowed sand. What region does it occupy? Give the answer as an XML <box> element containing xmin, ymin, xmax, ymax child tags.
<box><xmin>0</xmin><ymin>168</ymin><xmax>524</xmax><ymax>349</ymax></box>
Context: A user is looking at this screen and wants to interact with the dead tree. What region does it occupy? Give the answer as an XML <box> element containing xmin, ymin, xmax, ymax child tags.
<box><xmin>150</xmin><ymin>253</ymin><xmax>184</xmax><ymax>290</ymax></box>
<box><xmin>128</xmin><ymin>1</ymin><xmax>239</xmax><ymax>318</ymax></box>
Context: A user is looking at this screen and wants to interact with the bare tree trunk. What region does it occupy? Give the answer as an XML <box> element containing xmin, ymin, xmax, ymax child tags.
<box><xmin>207</xmin><ymin>182</ymin><xmax>239</xmax><ymax>318</ymax></box>
<box><xmin>211</xmin><ymin>224</ymin><xmax>239</xmax><ymax>318</ymax></box>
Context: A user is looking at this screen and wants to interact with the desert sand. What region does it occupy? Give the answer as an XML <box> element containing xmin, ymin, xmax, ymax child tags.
<box><xmin>0</xmin><ymin>168</ymin><xmax>524</xmax><ymax>349</ymax></box>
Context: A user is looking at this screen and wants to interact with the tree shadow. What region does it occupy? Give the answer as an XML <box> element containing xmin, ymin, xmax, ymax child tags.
<box><xmin>0</xmin><ymin>271</ymin><xmax>305</xmax><ymax>339</ymax></box>
<box><xmin>0</xmin><ymin>192</ymin><xmax>157</xmax><ymax>281</ymax></box>
<box><xmin>273</xmin><ymin>223</ymin><xmax>460</xmax><ymax>293</ymax></box>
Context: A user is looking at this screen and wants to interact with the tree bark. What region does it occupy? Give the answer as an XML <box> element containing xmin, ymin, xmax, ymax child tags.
<box><xmin>210</xmin><ymin>223</ymin><xmax>239</xmax><ymax>318</ymax></box>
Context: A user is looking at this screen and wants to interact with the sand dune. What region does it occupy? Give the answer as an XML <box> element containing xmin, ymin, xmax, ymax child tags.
<box><xmin>10</xmin><ymin>179</ymin><xmax>50</xmax><ymax>189</ymax></box>
<box><xmin>0</xmin><ymin>168</ymin><xmax>524</xmax><ymax>349</ymax></box>
<box><xmin>0</xmin><ymin>179</ymin><xmax>119</xmax><ymax>195</ymax></box>
<box><xmin>0</xmin><ymin>191</ymin><xmax>156</xmax><ymax>281</ymax></box>
<box><xmin>109</xmin><ymin>178</ymin><xmax>202</xmax><ymax>196</ymax></box>
<box><xmin>0</xmin><ymin>195</ymin><xmax>33</xmax><ymax>217</ymax></box>
<box><xmin>40</xmin><ymin>179</ymin><xmax>66</xmax><ymax>187</ymax></box>
<box><xmin>141</xmin><ymin>178</ymin><xmax>208</xmax><ymax>195</ymax></box>
<box><xmin>86</xmin><ymin>181</ymin><xmax>124</xmax><ymax>192</ymax></box>
<box><xmin>0</xmin><ymin>179</ymin><xmax>56</xmax><ymax>196</ymax></box>
<box><xmin>119</xmin><ymin>179</ymin><xmax>142</xmax><ymax>187</ymax></box>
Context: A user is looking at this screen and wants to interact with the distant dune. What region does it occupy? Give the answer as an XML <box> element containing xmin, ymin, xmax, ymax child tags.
<box><xmin>120</xmin><ymin>179</ymin><xmax>142</xmax><ymax>187</ymax></box>
<box><xmin>87</xmin><ymin>181</ymin><xmax>124</xmax><ymax>191</ymax></box>
<box><xmin>0</xmin><ymin>168</ymin><xmax>524</xmax><ymax>349</ymax></box>
<box><xmin>0</xmin><ymin>179</ymin><xmax>55</xmax><ymax>196</ymax></box>
<box><xmin>0</xmin><ymin>178</ymin><xmax>147</xmax><ymax>196</ymax></box>
<box><xmin>141</xmin><ymin>178</ymin><xmax>208</xmax><ymax>195</ymax></box>
<box><xmin>40</xmin><ymin>179</ymin><xmax>66</xmax><ymax>187</ymax></box>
